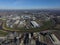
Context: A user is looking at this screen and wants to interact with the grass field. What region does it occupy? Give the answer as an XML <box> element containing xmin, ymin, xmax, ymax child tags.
<box><xmin>0</xmin><ymin>30</ymin><xmax>8</xmax><ymax>36</ymax></box>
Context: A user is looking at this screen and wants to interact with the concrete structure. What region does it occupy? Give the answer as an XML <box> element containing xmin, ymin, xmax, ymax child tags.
<box><xmin>20</xmin><ymin>39</ymin><xmax>24</xmax><ymax>45</ymax></box>
<box><xmin>21</xmin><ymin>15</ymin><xmax>31</xmax><ymax>19</ymax></box>
<box><xmin>30</xmin><ymin>21</ymin><xmax>40</xmax><ymax>28</ymax></box>
<box><xmin>14</xmin><ymin>20</ymin><xmax>20</xmax><ymax>24</ymax></box>
<box><xmin>48</xmin><ymin>34</ymin><xmax>60</xmax><ymax>45</ymax></box>
<box><xmin>29</xmin><ymin>33</ymin><xmax>31</xmax><ymax>39</ymax></box>
<box><xmin>31</xmin><ymin>39</ymin><xmax>36</xmax><ymax>45</ymax></box>
<box><xmin>18</xmin><ymin>20</ymin><xmax>26</xmax><ymax>27</ymax></box>
<box><xmin>0</xmin><ymin>37</ymin><xmax>6</xmax><ymax>40</ymax></box>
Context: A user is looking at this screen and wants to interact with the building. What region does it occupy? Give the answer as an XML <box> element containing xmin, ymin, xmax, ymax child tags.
<box><xmin>18</xmin><ymin>20</ymin><xmax>26</xmax><ymax>27</ymax></box>
<box><xmin>14</xmin><ymin>20</ymin><xmax>20</xmax><ymax>24</ymax></box>
<box><xmin>30</xmin><ymin>21</ymin><xmax>40</xmax><ymax>28</ymax></box>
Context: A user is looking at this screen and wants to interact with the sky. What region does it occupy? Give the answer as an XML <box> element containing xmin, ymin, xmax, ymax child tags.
<box><xmin>0</xmin><ymin>0</ymin><xmax>60</xmax><ymax>9</ymax></box>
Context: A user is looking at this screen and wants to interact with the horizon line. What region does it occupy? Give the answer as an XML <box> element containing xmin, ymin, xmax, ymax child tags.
<box><xmin>0</xmin><ymin>8</ymin><xmax>60</xmax><ymax>10</ymax></box>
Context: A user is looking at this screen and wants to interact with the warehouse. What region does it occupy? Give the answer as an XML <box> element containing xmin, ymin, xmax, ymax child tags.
<box><xmin>18</xmin><ymin>20</ymin><xmax>26</xmax><ymax>27</ymax></box>
<box><xmin>14</xmin><ymin>20</ymin><xmax>20</xmax><ymax>24</ymax></box>
<box><xmin>30</xmin><ymin>21</ymin><xmax>40</xmax><ymax>28</ymax></box>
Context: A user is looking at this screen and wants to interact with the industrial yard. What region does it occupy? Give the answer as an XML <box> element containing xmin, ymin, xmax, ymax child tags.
<box><xmin>0</xmin><ymin>9</ymin><xmax>60</xmax><ymax>45</ymax></box>
<box><xmin>6</xmin><ymin>15</ymin><xmax>42</xmax><ymax>29</ymax></box>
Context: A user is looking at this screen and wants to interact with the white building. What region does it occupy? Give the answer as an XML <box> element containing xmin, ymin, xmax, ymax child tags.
<box><xmin>31</xmin><ymin>21</ymin><xmax>40</xmax><ymax>28</ymax></box>
<box><xmin>48</xmin><ymin>34</ymin><xmax>60</xmax><ymax>45</ymax></box>
<box><xmin>32</xmin><ymin>16</ymin><xmax>36</xmax><ymax>20</ymax></box>
<box><xmin>21</xmin><ymin>15</ymin><xmax>31</xmax><ymax>19</ymax></box>
<box><xmin>14</xmin><ymin>20</ymin><xmax>20</xmax><ymax>24</ymax></box>
<box><xmin>18</xmin><ymin>20</ymin><xmax>26</xmax><ymax>27</ymax></box>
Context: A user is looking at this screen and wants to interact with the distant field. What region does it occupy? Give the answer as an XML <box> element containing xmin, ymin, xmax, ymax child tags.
<box><xmin>0</xmin><ymin>30</ymin><xmax>8</xmax><ymax>36</ymax></box>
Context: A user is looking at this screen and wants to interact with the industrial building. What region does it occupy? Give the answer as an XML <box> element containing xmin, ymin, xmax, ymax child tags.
<box><xmin>18</xmin><ymin>20</ymin><xmax>26</xmax><ymax>27</ymax></box>
<box><xmin>48</xmin><ymin>34</ymin><xmax>60</xmax><ymax>45</ymax></box>
<box><xmin>14</xmin><ymin>20</ymin><xmax>20</xmax><ymax>24</ymax></box>
<box><xmin>30</xmin><ymin>21</ymin><xmax>40</xmax><ymax>28</ymax></box>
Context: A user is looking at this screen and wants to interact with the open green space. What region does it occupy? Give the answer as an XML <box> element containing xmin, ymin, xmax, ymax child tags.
<box><xmin>0</xmin><ymin>30</ymin><xmax>8</xmax><ymax>36</ymax></box>
<box><xmin>0</xmin><ymin>18</ymin><xmax>6</xmax><ymax>20</ymax></box>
